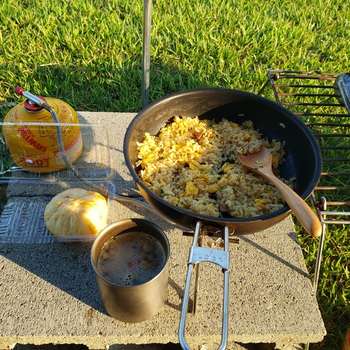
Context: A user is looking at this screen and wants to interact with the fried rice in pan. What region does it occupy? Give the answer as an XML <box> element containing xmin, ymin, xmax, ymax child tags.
<box><xmin>137</xmin><ymin>116</ymin><xmax>292</xmax><ymax>218</ymax></box>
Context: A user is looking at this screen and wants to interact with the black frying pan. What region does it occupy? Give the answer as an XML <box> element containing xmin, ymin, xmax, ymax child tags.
<box><xmin>124</xmin><ymin>88</ymin><xmax>322</xmax><ymax>235</ymax></box>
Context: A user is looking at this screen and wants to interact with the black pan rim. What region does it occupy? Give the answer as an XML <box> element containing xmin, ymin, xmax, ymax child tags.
<box><xmin>124</xmin><ymin>87</ymin><xmax>322</xmax><ymax>225</ymax></box>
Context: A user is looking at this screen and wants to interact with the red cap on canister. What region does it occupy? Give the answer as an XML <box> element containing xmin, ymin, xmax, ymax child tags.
<box><xmin>24</xmin><ymin>97</ymin><xmax>47</xmax><ymax>111</ymax></box>
<box><xmin>14</xmin><ymin>86</ymin><xmax>25</xmax><ymax>96</ymax></box>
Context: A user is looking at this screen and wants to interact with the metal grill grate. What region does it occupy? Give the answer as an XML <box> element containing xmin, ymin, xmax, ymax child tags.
<box><xmin>261</xmin><ymin>69</ymin><xmax>350</xmax><ymax>226</ymax></box>
<box><xmin>259</xmin><ymin>69</ymin><xmax>350</xmax><ymax>299</ymax></box>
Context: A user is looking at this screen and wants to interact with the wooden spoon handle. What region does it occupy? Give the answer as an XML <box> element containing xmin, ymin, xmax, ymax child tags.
<box><xmin>261</xmin><ymin>168</ymin><xmax>322</xmax><ymax>238</ymax></box>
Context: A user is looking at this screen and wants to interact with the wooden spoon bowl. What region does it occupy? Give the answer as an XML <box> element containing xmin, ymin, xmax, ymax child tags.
<box><xmin>238</xmin><ymin>146</ymin><xmax>322</xmax><ymax>238</ymax></box>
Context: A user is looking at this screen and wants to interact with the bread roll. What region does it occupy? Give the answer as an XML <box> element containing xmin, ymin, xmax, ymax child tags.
<box><xmin>44</xmin><ymin>188</ymin><xmax>108</xmax><ymax>236</ymax></box>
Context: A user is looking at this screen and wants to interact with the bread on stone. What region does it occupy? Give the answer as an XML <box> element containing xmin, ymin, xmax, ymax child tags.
<box><xmin>44</xmin><ymin>188</ymin><xmax>108</xmax><ymax>236</ymax></box>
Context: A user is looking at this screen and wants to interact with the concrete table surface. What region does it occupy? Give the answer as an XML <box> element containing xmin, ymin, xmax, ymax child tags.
<box><xmin>0</xmin><ymin>112</ymin><xmax>326</xmax><ymax>350</ymax></box>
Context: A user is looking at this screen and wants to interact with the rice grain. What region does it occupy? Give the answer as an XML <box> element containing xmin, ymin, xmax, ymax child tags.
<box><xmin>137</xmin><ymin>116</ymin><xmax>289</xmax><ymax>218</ymax></box>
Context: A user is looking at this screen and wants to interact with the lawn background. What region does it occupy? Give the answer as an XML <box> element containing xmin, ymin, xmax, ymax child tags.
<box><xmin>1</xmin><ymin>0</ymin><xmax>349</xmax><ymax>349</ymax></box>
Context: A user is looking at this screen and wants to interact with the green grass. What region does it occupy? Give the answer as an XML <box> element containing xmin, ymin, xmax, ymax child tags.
<box><xmin>297</xmin><ymin>221</ymin><xmax>350</xmax><ymax>350</ymax></box>
<box><xmin>1</xmin><ymin>0</ymin><xmax>350</xmax><ymax>349</ymax></box>
<box><xmin>1</xmin><ymin>0</ymin><xmax>350</xmax><ymax>112</ymax></box>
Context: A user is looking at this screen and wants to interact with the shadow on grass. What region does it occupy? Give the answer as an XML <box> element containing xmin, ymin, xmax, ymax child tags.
<box><xmin>18</xmin><ymin>56</ymin><xmax>210</xmax><ymax>113</ymax></box>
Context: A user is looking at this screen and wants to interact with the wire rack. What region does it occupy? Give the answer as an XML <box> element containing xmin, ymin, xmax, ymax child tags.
<box><xmin>260</xmin><ymin>69</ymin><xmax>350</xmax><ymax>290</ymax></box>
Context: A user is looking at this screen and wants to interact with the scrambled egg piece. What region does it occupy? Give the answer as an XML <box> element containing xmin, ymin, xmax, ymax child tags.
<box><xmin>185</xmin><ymin>181</ymin><xmax>199</xmax><ymax>196</ymax></box>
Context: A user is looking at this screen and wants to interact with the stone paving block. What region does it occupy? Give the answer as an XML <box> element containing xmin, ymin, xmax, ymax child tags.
<box><xmin>0</xmin><ymin>112</ymin><xmax>326</xmax><ymax>350</ymax></box>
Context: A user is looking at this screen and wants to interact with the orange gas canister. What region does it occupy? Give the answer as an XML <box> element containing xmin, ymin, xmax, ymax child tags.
<box><xmin>2</xmin><ymin>88</ymin><xmax>83</xmax><ymax>173</ymax></box>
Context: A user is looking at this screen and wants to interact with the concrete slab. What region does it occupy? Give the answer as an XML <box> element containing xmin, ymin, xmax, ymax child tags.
<box><xmin>11</xmin><ymin>342</ymin><xmax>271</xmax><ymax>350</ymax></box>
<box><xmin>0</xmin><ymin>112</ymin><xmax>326</xmax><ymax>350</ymax></box>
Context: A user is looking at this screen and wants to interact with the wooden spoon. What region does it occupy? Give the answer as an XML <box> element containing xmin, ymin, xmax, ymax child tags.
<box><xmin>237</xmin><ymin>146</ymin><xmax>322</xmax><ymax>238</ymax></box>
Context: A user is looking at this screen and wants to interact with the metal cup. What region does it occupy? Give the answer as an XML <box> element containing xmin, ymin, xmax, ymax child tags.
<box><xmin>91</xmin><ymin>218</ymin><xmax>170</xmax><ymax>323</ymax></box>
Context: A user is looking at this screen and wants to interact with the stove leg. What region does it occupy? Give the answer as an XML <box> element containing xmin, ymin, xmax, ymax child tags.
<box><xmin>305</xmin><ymin>196</ymin><xmax>327</xmax><ymax>350</ymax></box>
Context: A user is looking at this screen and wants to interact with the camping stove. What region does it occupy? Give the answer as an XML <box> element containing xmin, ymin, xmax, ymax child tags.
<box><xmin>260</xmin><ymin>69</ymin><xmax>350</xmax><ymax>290</ymax></box>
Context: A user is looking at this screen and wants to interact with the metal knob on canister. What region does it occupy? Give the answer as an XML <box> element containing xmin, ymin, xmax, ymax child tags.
<box><xmin>2</xmin><ymin>87</ymin><xmax>83</xmax><ymax>173</ymax></box>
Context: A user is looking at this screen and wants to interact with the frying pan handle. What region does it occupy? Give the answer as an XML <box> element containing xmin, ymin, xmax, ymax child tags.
<box><xmin>178</xmin><ymin>222</ymin><xmax>230</xmax><ymax>350</ymax></box>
